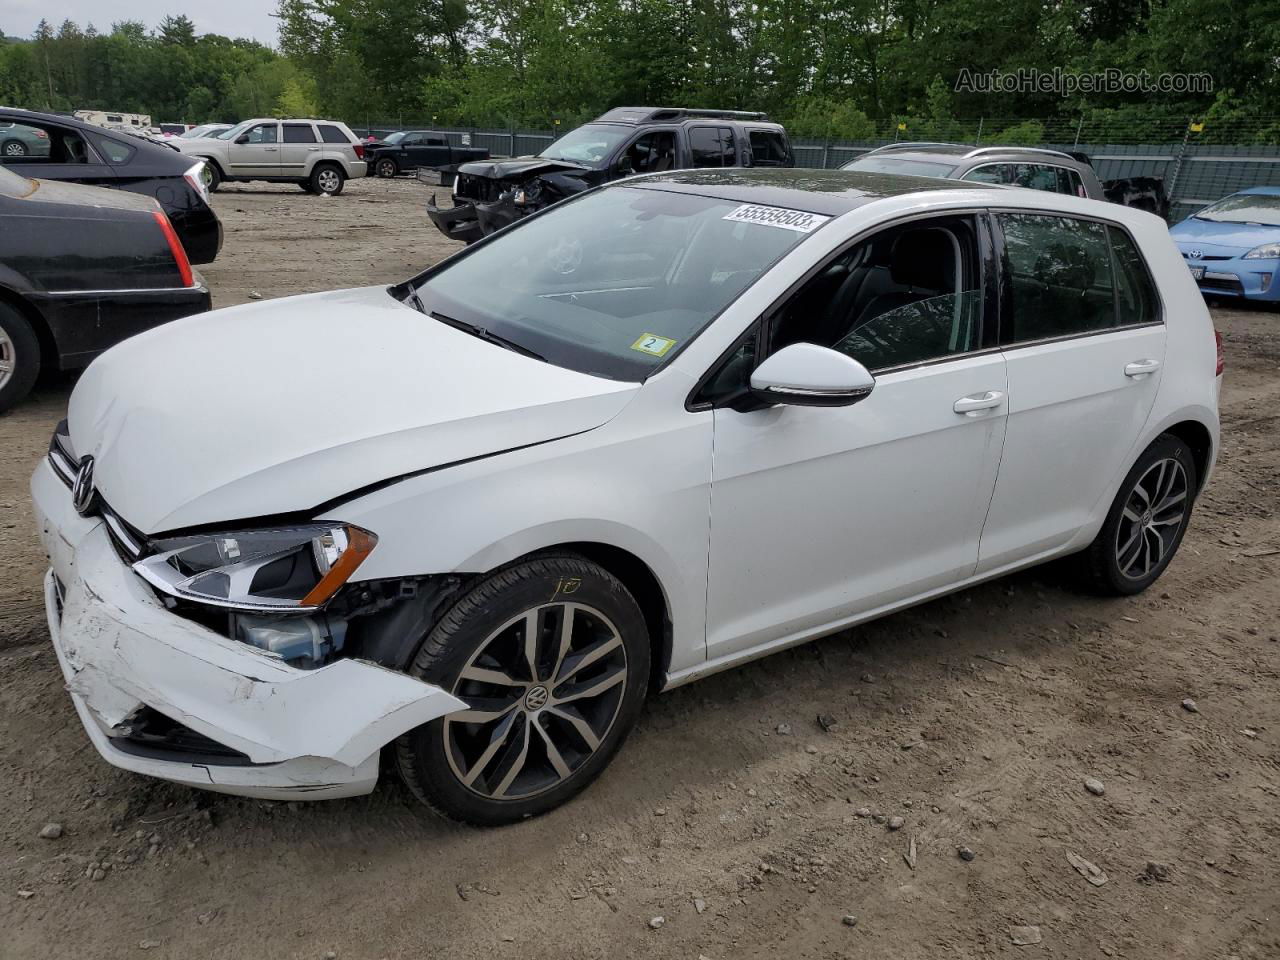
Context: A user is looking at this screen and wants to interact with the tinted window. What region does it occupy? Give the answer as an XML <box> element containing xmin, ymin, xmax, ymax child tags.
<box><xmin>690</xmin><ymin>127</ymin><xmax>734</xmax><ymax>168</ymax></box>
<box><xmin>245</xmin><ymin>123</ymin><xmax>278</xmax><ymax>144</ymax></box>
<box><xmin>771</xmin><ymin>216</ymin><xmax>984</xmax><ymax>371</ymax></box>
<box><xmin>282</xmin><ymin>123</ymin><xmax>317</xmax><ymax>143</ymax></box>
<box><xmin>0</xmin><ymin>121</ymin><xmax>92</xmax><ymax>165</ymax></box>
<box><xmin>964</xmin><ymin>163</ymin><xmax>1063</xmax><ymax>192</ymax></box>
<box><xmin>416</xmin><ymin>187</ymin><xmax>817</xmax><ymax>381</ymax></box>
<box><xmin>1109</xmin><ymin>226</ymin><xmax>1159</xmax><ymax>326</ymax></box>
<box><xmin>622</xmin><ymin>130</ymin><xmax>676</xmax><ymax>175</ymax></box>
<box><xmin>749</xmin><ymin>130</ymin><xmax>790</xmax><ymax>166</ymax></box>
<box><xmin>95</xmin><ymin>136</ymin><xmax>135</xmax><ymax>164</ymax></box>
<box><xmin>998</xmin><ymin>213</ymin><xmax>1115</xmax><ymax>342</ymax></box>
<box><xmin>318</xmin><ymin>125</ymin><xmax>349</xmax><ymax>144</ymax></box>
<box><xmin>400</xmin><ymin>134</ymin><xmax>424</xmax><ymax>146</ymax></box>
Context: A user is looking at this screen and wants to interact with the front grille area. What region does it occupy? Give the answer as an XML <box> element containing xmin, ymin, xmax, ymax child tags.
<box><xmin>1197</xmin><ymin>275</ymin><xmax>1245</xmax><ymax>295</ymax></box>
<box><xmin>113</xmin><ymin>706</ymin><xmax>253</xmax><ymax>766</ymax></box>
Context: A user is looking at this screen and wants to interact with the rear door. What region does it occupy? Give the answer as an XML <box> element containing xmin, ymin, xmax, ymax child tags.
<box><xmin>229</xmin><ymin>122</ymin><xmax>281</xmax><ymax>177</ymax></box>
<box><xmin>976</xmin><ymin>210</ymin><xmax>1166</xmax><ymax>572</ymax></box>
<box><xmin>279</xmin><ymin>122</ymin><xmax>320</xmax><ymax>178</ymax></box>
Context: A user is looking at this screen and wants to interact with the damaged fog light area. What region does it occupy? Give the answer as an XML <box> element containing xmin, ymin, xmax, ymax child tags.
<box><xmin>233</xmin><ymin>611</ymin><xmax>348</xmax><ymax>669</ymax></box>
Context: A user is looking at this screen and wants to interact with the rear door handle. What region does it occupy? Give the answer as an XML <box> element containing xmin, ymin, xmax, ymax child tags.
<box><xmin>953</xmin><ymin>391</ymin><xmax>1006</xmax><ymax>415</ymax></box>
<box><xmin>1124</xmin><ymin>359</ymin><xmax>1161</xmax><ymax>378</ymax></box>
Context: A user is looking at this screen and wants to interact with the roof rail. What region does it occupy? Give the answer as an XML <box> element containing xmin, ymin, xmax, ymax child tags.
<box><xmin>595</xmin><ymin>106</ymin><xmax>769</xmax><ymax>124</ymax></box>
<box><xmin>857</xmin><ymin>141</ymin><xmax>964</xmax><ymax>158</ymax></box>
<box><xmin>961</xmin><ymin>145</ymin><xmax>1075</xmax><ymax>161</ymax></box>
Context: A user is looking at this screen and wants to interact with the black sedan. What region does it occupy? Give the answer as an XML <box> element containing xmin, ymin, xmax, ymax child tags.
<box><xmin>0</xmin><ymin>108</ymin><xmax>222</xmax><ymax>265</ymax></box>
<box><xmin>0</xmin><ymin>167</ymin><xmax>210</xmax><ymax>412</ymax></box>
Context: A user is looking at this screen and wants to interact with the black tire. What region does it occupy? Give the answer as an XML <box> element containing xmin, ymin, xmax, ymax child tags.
<box><xmin>309</xmin><ymin>163</ymin><xmax>345</xmax><ymax>196</ymax></box>
<box><xmin>0</xmin><ymin>301</ymin><xmax>41</xmax><ymax>414</ymax></box>
<box><xmin>298</xmin><ymin>180</ymin><xmax>315</xmax><ymax>193</ymax></box>
<box><xmin>375</xmin><ymin>157</ymin><xmax>398</xmax><ymax>178</ymax></box>
<box><xmin>2</xmin><ymin>139</ymin><xmax>28</xmax><ymax>158</ymax></box>
<box><xmin>395</xmin><ymin>554</ymin><xmax>650</xmax><ymax>826</ymax></box>
<box><xmin>1079</xmin><ymin>434</ymin><xmax>1198</xmax><ymax>595</ymax></box>
<box><xmin>202</xmin><ymin>160</ymin><xmax>221</xmax><ymax>192</ymax></box>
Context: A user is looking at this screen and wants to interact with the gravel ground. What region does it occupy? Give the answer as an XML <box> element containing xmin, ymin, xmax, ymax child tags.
<box><xmin>1</xmin><ymin>177</ymin><xmax>1277</xmax><ymax>959</ymax></box>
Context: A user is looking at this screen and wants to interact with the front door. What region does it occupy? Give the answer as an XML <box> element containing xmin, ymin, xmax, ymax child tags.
<box><xmin>703</xmin><ymin>213</ymin><xmax>1009</xmax><ymax>661</ymax></box>
<box><xmin>977</xmin><ymin>211</ymin><xmax>1167</xmax><ymax>571</ymax></box>
<box><xmin>229</xmin><ymin>122</ymin><xmax>281</xmax><ymax>178</ymax></box>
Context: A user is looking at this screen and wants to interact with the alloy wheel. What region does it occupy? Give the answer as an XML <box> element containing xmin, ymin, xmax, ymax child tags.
<box><xmin>3</xmin><ymin>141</ymin><xmax>25</xmax><ymax>157</ymax></box>
<box><xmin>443</xmin><ymin>601</ymin><xmax>629</xmax><ymax>801</ymax></box>
<box><xmin>0</xmin><ymin>326</ymin><xmax>14</xmax><ymax>391</ymax></box>
<box><xmin>1115</xmin><ymin>457</ymin><xmax>1189</xmax><ymax>580</ymax></box>
<box><xmin>378</xmin><ymin>159</ymin><xmax>395</xmax><ymax>177</ymax></box>
<box><xmin>317</xmin><ymin>169</ymin><xmax>340</xmax><ymax>193</ymax></box>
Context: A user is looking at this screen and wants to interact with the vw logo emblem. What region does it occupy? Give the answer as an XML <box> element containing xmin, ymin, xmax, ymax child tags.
<box><xmin>525</xmin><ymin>685</ymin><xmax>550</xmax><ymax>711</ymax></box>
<box><xmin>71</xmin><ymin>455</ymin><xmax>97</xmax><ymax>517</ymax></box>
<box><xmin>1188</xmin><ymin>249</ymin><xmax>1203</xmax><ymax>260</ymax></box>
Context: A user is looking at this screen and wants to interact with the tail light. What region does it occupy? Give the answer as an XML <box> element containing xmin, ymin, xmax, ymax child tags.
<box><xmin>153</xmin><ymin>210</ymin><xmax>194</xmax><ymax>288</ymax></box>
<box><xmin>1214</xmin><ymin>330</ymin><xmax>1224</xmax><ymax>377</ymax></box>
<box><xmin>353</xmin><ymin>143</ymin><xmax>365</xmax><ymax>160</ymax></box>
<box><xmin>183</xmin><ymin>160</ymin><xmax>210</xmax><ymax>205</ymax></box>
<box><xmin>35</xmin><ymin>129</ymin><xmax>48</xmax><ymax>139</ymax></box>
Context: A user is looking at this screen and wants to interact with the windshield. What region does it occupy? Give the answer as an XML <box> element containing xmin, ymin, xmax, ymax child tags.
<box><xmin>414</xmin><ymin>186</ymin><xmax>823</xmax><ymax>380</ymax></box>
<box><xmin>383</xmin><ymin>132</ymin><xmax>406</xmax><ymax>144</ymax></box>
<box><xmin>181</xmin><ymin>124</ymin><xmax>223</xmax><ymax>139</ymax></box>
<box><xmin>218</xmin><ymin>121</ymin><xmax>252</xmax><ymax>140</ymax></box>
<box><xmin>0</xmin><ymin>165</ymin><xmax>35</xmax><ymax>198</ymax></box>
<box><xmin>1196</xmin><ymin>193</ymin><xmax>1280</xmax><ymax>226</ymax></box>
<box><xmin>843</xmin><ymin>156</ymin><xmax>958</xmax><ymax>178</ymax></box>
<box><xmin>538</xmin><ymin>124</ymin><xmax>631</xmax><ymax>168</ymax></box>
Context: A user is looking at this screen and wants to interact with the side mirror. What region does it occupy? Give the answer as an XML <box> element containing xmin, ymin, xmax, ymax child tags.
<box><xmin>235</xmin><ymin>134</ymin><xmax>250</xmax><ymax>144</ymax></box>
<box><xmin>749</xmin><ymin>342</ymin><xmax>876</xmax><ymax>407</ymax></box>
<box><xmin>616</xmin><ymin>156</ymin><xmax>635</xmax><ymax>176</ymax></box>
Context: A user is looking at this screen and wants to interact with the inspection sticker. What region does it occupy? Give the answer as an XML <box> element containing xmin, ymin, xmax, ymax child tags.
<box><xmin>723</xmin><ymin>203</ymin><xmax>831</xmax><ymax>233</ymax></box>
<box><xmin>631</xmin><ymin>333</ymin><xmax>678</xmax><ymax>357</ymax></box>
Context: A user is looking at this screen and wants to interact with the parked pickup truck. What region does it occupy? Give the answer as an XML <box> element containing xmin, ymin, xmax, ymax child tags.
<box><xmin>365</xmin><ymin>130</ymin><xmax>489</xmax><ymax>179</ymax></box>
<box><xmin>427</xmin><ymin>107</ymin><xmax>794</xmax><ymax>243</ymax></box>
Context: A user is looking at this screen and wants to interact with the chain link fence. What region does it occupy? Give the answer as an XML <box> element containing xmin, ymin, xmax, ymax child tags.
<box><xmin>350</xmin><ymin>117</ymin><xmax>1280</xmax><ymax>222</ymax></box>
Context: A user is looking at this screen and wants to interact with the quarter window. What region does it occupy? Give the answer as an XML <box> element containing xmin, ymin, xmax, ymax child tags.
<box><xmin>96</xmin><ymin>136</ymin><xmax>135</xmax><ymax>164</ymax></box>
<box><xmin>1109</xmin><ymin>226</ymin><xmax>1160</xmax><ymax>326</ymax></box>
<box><xmin>318</xmin><ymin>125</ymin><xmax>350</xmax><ymax>144</ymax></box>
<box><xmin>282</xmin><ymin>123</ymin><xmax>317</xmax><ymax>143</ymax></box>
<box><xmin>690</xmin><ymin>126</ymin><xmax>735</xmax><ymax>168</ymax></box>
<box><xmin>769</xmin><ymin>215</ymin><xmax>984</xmax><ymax>372</ymax></box>
<box><xmin>997</xmin><ymin>213</ymin><xmax>1117</xmax><ymax>342</ymax></box>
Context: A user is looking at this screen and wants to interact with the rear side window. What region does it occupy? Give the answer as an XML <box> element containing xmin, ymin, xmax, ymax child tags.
<box><xmin>283</xmin><ymin>123</ymin><xmax>317</xmax><ymax>143</ymax></box>
<box><xmin>998</xmin><ymin>213</ymin><xmax>1117</xmax><ymax>342</ymax></box>
<box><xmin>318</xmin><ymin>125</ymin><xmax>350</xmax><ymax>144</ymax></box>
<box><xmin>749</xmin><ymin>130</ymin><xmax>790</xmax><ymax>166</ymax></box>
<box><xmin>690</xmin><ymin>126</ymin><xmax>735</xmax><ymax>167</ymax></box>
<box><xmin>1109</xmin><ymin>227</ymin><xmax>1160</xmax><ymax>326</ymax></box>
<box><xmin>95</xmin><ymin>136</ymin><xmax>135</xmax><ymax>164</ymax></box>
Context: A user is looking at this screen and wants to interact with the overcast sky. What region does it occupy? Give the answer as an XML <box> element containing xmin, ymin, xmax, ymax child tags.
<box><xmin>3</xmin><ymin>1</ymin><xmax>280</xmax><ymax>46</ymax></box>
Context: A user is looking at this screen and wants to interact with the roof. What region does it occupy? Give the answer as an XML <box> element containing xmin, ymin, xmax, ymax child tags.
<box><xmin>625</xmin><ymin>167</ymin><xmax>995</xmax><ymax>216</ymax></box>
<box><xmin>849</xmin><ymin>142</ymin><xmax>1084</xmax><ymax>167</ymax></box>
<box><xmin>594</xmin><ymin>106</ymin><xmax>770</xmax><ymax>125</ymax></box>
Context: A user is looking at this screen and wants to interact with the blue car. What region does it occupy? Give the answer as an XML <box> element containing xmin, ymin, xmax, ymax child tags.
<box><xmin>1170</xmin><ymin>186</ymin><xmax>1280</xmax><ymax>302</ymax></box>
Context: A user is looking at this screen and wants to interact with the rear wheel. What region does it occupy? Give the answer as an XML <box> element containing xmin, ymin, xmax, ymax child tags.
<box><xmin>1079</xmin><ymin>435</ymin><xmax>1197</xmax><ymax>595</ymax></box>
<box><xmin>2</xmin><ymin>139</ymin><xmax>27</xmax><ymax>158</ymax></box>
<box><xmin>376</xmin><ymin>157</ymin><xmax>397</xmax><ymax>178</ymax></box>
<box><xmin>0</xmin><ymin>302</ymin><xmax>41</xmax><ymax>413</ymax></box>
<box><xmin>310</xmin><ymin>163</ymin><xmax>345</xmax><ymax>196</ymax></box>
<box><xmin>395</xmin><ymin>555</ymin><xmax>650</xmax><ymax>825</ymax></box>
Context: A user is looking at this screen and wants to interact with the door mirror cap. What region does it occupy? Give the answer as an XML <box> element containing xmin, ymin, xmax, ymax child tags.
<box><xmin>749</xmin><ymin>342</ymin><xmax>876</xmax><ymax>407</ymax></box>
<box><xmin>235</xmin><ymin>134</ymin><xmax>250</xmax><ymax>144</ymax></box>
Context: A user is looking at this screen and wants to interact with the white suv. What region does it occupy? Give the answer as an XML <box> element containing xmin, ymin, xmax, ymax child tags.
<box><xmin>31</xmin><ymin>170</ymin><xmax>1220</xmax><ymax>826</ymax></box>
<box><xmin>174</xmin><ymin>118</ymin><xmax>367</xmax><ymax>195</ymax></box>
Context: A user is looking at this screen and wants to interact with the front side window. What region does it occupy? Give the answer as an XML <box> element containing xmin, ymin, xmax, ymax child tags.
<box><xmin>997</xmin><ymin>213</ymin><xmax>1116</xmax><ymax>342</ymax></box>
<box><xmin>769</xmin><ymin>215</ymin><xmax>984</xmax><ymax>372</ymax></box>
<box><xmin>414</xmin><ymin>187</ymin><xmax>820</xmax><ymax>381</ymax></box>
<box><xmin>621</xmin><ymin>130</ymin><xmax>677</xmax><ymax>175</ymax></box>
<box><xmin>282</xmin><ymin>123</ymin><xmax>317</xmax><ymax>144</ymax></box>
<box><xmin>964</xmin><ymin>163</ymin><xmax>1064</xmax><ymax>193</ymax></box>
<box><xmin>244</xmin><ymin>123</ymin><xmax>278</xmax><ymax>144</ymax></box>
<box><xmin>689</xmin><ymin>127</ymin><xmax>735</xmax><ymax>168</ymax></box>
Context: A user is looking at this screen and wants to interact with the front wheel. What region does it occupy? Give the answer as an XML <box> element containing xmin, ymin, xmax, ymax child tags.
<box><xmin>2</xmin><ymin>139</ymin><xmax>28</xmax><ymax>158</ymax></box>
<box><xmin>376</xmin><ymin>157</ymin><xmax>397</xmax><ymax>178</ymax></box>
<box><xmin>310</xmin><ymin>164</ymin><xmax>345</xmax><ymax>196</ymax></box>
<box><xmin>1079</xmin><ymin>435</ymin><xmax>1198</xmax><ymax>595</ymax></box>
<box><xmin>395</xmin><ymin>555</ymin><xmax>650</xmax><ymax>825</ymax></box>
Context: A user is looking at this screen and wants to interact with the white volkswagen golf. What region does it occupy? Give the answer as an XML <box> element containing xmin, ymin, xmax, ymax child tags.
<box><xmin>32</xmin><ymin>169</ymin><xmax>1221</xmax><ymax>825</ymax></box>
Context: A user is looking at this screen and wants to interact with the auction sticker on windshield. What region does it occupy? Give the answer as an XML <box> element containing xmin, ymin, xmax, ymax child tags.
<box><xmin>723</xmin><ymin>204</ymin><xmax>831</xmax><ymax>233</ymax></box>
<box><xmin>631</xmin><ymin>333</ymin><xmax>677</xmax><ymax>357</ymax></box>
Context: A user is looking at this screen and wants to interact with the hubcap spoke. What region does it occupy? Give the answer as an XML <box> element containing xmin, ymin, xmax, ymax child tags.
<box><xmin>557</xmin><ymin>634</ymin><xmax>623</xmax><ymax>684</ymax></box>
<box><xmin>490</xmin><ymin>718</ymin><xmax>531</xmax><ymax>798</ymax></box>
<box><xmin>545</xmin><ymin>704</ymin><xmax>601</xmax><ymax>751</ymax></box>
<box><xmin>450</xmin><ymin>697</ymin><xmax>521</xmax><ymax>725</ymax></box>
<box><xmin>458</xmin><ymin>711</ymin><xmax>520</xmax><ymax>787</ymax></box>
<box><xmin>459</xmin><ymin>664</ymin><xmax>523</xmax><ymax>687</ymax></box>
<box><xmin>555</xmin><ymin>663</ymin><xmax>626</xmax><ymax>704</ymax></box>
<box><xmin>535</xmin><ymin>721</ymin><xmax>572</xmax><ymax>780</ymax></box>
<box><xmin>1116</xmin><ymin>457</ymin><xmax>1188</xmax><ymax>581</ymax></box>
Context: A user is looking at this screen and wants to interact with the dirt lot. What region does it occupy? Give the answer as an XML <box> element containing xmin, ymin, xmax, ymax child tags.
<box><xmin>1</xmin><ymin>177</ymin><xmax>1277</xmax><ymax>960</ymax></box>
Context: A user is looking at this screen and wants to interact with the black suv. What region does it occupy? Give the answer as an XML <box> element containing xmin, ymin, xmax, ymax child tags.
<box><xmin>427</xmin><ymin>107</ymin><xmax>793</xmax><ymax>243</ymax></box>
<box><xmin>0</xmin><ymin>108</ymin><xmax>222</xmax><ymax>264</ymax></box>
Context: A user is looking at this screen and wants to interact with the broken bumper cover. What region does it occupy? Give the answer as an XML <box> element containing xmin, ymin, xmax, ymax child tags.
<box><xmin>31</xmin><ymin>460</ymin><xmax>466</xmax><ymax>800</ymax></box>
<box><xmin>425</xmin><ymin>197</ymin><xmax>525</xmax><ymax>243</ymax></box>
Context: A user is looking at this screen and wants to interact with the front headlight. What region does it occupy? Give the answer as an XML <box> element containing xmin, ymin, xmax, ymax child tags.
<box><xmin>132</xmin><ymin>523</ymin><xmax>376</xmax><ymax>611</ymax></box>
<box><xmin>1243</xmin><ymin>242</ymin><xmax>1280</xmax><ymax>260</ymax></box>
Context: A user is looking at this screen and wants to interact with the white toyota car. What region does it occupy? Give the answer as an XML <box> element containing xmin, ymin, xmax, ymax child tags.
<box><xmin>32</xmin><ymin>169</ymin><xmax>1221</xmax><ymax>825</ymax></box>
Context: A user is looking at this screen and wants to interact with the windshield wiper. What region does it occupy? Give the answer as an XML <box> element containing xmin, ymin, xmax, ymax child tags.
<box><xmin>430</xmin><ymin>312</ymin><xmax>546</xmax><ymax>362</ymax></box>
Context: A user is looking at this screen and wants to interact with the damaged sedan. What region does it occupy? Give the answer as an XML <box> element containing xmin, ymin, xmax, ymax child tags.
<box><xmin>35</xmin><ymin>169</ymin><xmax>1218</xmax><ymax>825</ymax></box>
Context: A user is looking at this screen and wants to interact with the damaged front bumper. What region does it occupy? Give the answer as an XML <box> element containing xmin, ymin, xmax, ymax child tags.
<box><xmin>425</xmin><ymin>196</ymin><xmax>525</xmax><ymax>244</ymax></box>
<box><xmin>31</xmin><ymin>460</ymin><xmax>466</xmax><ymax>800</ymax></box>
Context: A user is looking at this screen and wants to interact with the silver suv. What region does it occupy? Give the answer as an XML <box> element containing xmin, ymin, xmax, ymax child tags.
<box><xmin>174</xmin><ymin>118</ymin><xmax>367</xmax><ymax>195</ymax></box>
<box><xmin>842</xmin><ymin>143</ymin><xmax>1106</xmax><ymax>197</ymax></box>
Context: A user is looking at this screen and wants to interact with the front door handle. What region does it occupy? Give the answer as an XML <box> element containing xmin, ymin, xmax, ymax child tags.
<box><xmin>953</xmin><ymin>391</ymin><xmax>1006</xmax><ymax>415</ymax></box>
<box><xmin>1124</xmin><ymin>359</ymin><xmax>1162</xmax><ymax>378</ymax></box>
<box><xmin>264</xmin><ymin>147</ymin><xmax>277</xmax><ymax>152</ymax></box>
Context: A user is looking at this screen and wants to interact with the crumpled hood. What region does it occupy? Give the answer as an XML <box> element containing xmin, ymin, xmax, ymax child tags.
<box><xmin>68</xmin><ymin>286</ymin><xmax>637</xmax><ymax>534</ymax></box>
<box><xmin>456</xmin><ymin>156</ymin><xmax>590</xmax><ymax>181</ymax></box>
<box><xmin>1170</xmin><ymin>218</ymin><xmax>1279</xmax><ymax>254</ymax></box>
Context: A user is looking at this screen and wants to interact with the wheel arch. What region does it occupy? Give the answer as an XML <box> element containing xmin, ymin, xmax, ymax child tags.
<box><xmin>1162</xmin><ymin>418</ymin><xmax>1214</xmax><ymax>494</ymax></box>
<box><xmin>0</xmin><ymin>283</ymin><xmax>57</xmax><ymax>370</ymax></box>
<box><xmin>194</xmin><ymin>154</ymin><xmax>226</xmax><ymax>178</ymax></box>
